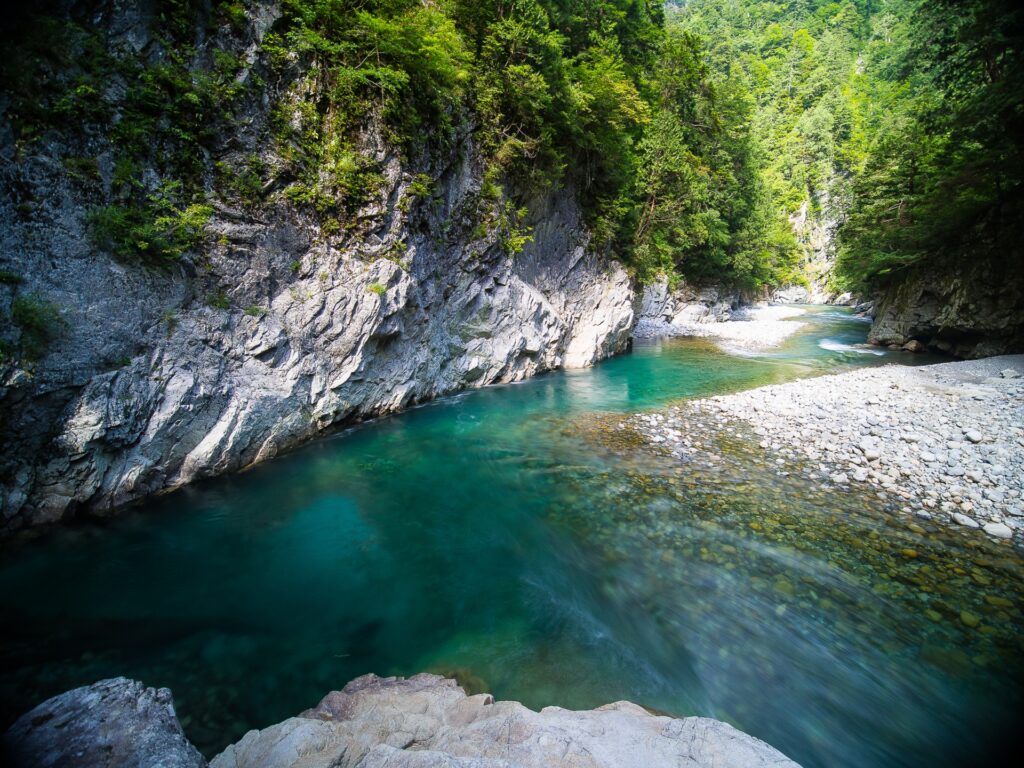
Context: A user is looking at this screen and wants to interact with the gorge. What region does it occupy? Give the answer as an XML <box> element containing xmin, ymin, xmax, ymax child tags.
<box><xmin>1</xmin><ymin>1</ymin><xmax>1023</xmax><ymax>767</ymax></box>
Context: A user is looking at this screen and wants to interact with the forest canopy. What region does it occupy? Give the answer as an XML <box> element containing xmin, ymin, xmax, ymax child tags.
<box><xmin>672</xmin><ymin>0</ymin><xmax>1024</xmax><ymax>292</ymax></box>
<box><xmin>2</xmin><ymin>0</ymin><xmax>1019</xmax><ymax>293</ymax></box>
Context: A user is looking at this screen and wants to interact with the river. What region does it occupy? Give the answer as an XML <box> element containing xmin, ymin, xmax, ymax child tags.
<box><xmin>1</xmin><ymin>308</ymin><xmax>1021</xmax><ymax>768</ymax></box>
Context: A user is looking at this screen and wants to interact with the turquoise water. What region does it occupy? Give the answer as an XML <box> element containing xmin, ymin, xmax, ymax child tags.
<box><xmin>1</xmin><ymin>309</ymin><xmax>1021</xmax><ymax>767</ymax></box>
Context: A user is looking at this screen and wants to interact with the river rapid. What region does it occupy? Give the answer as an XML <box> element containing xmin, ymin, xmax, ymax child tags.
<box><xmin>1</xmin><ymin>308</ymin><xmax>1021</xmax><ymax>768</ymax></box>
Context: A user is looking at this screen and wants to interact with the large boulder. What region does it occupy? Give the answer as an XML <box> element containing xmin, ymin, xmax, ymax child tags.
<box><xmin>211</xmin><ymin>673</ymin><xmax>800</xmax><ymax>768</ymax></box>
<box><xmin>2</xmin><ymin>677</ymin><xmax>206</xmax><ymax>768</ymax></box>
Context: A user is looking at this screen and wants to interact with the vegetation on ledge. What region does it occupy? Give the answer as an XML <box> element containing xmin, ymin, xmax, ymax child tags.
<box><xmin>1</xmin><ymin>0</ymin><xmax>1019</xmax><ymax>296</ymax></box>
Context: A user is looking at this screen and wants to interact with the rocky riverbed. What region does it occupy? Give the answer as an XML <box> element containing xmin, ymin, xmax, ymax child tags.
<box><xmin>625</xmin><ymin>356</ymin><xmax>1024</xmax><ymax>543</ymax></box>
<box><xmin>2</xmin><ymin>675</ymin><xmax>799</xmax><ymax>768</ymax></box>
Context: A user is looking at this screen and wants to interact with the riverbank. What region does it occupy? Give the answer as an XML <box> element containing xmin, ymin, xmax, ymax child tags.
<box><xmin>626</xmin><ymin>355</ymin><xmax>1024</xmax><ymax>542</ymax></box>
<box><xmin>3</xmin><ymin>675</ymin><xmax>799</xmax><ymax>768</ymax></box>
<box><xmin>634</xmin><ymin>303</ymin><xmax>809</xmax><ymax>351</ymax></box>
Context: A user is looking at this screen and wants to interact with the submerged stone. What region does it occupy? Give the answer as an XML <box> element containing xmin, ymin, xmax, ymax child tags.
<box><xmin>984</xmin><ymin>595</ymin><xmax>1014</xmax><ymax>608</ymax></box>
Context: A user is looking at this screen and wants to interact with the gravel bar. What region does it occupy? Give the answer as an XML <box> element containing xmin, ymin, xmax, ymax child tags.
<box><xmin>626</xmin><ymin>355</ymin><xmax>1024</xmax><ymax>542</ymax></box>
<box><xmin>640</xmin><ymin>305</ymin><xmax>809</xmax><ymax>351</ymax></box>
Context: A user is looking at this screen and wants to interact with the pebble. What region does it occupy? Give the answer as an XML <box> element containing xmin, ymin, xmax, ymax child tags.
<box><xmin>985</xmin><ymin>595</ymin><xmax>1014</xmax><ymax>608</ymax></box>
<box><xmin>627</xmin><ymin>357</ymin><xmax>1023</xmax><ymax>543</ymax></box>
<box><xmin>953</xmin><ymin>513</ymin><xmax>980</xmax><ymax>529</ymax></box>
<box><xmin>983</xmin><ymin>522</ymin><xmax>1013</xmax><ymax>539</ymax></box>
<box><xmin>960</xmin><ymin>611</ymin><xmax>981</xmax><ymax>628</ymax></box>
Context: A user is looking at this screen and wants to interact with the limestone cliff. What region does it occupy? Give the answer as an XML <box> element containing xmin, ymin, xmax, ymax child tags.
<box><xmin>0</xmin><ymin>2</ymin><xmax>633</xmax><ymax>532</ymax></box>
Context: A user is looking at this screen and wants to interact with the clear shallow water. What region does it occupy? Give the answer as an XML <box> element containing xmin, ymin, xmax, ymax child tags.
<box><xmin>1</xmin><ymin>308</ymin><xmax>1021</xmax><ymax>767</ymax></box>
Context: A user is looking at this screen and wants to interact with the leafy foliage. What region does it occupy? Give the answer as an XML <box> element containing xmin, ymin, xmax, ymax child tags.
<box><xmin>89</xmin><ymin>183</ymin><xmax>213</xmax><ymax>268</ymax></box>
<box><xmin>629</xmin><ymin>27</ymin><xmax>801</xmax><ymax>287</ymax></box>
<box><xmin>17</xmin><ymin>0</ymin><xmax>1005</xmax><ymax>293</ymax></box>
<box><xmin>0</xmin><ymin>1</ymin><xmax>248</xmax><ymax>266</ymax></box>
<box><xmin>263</xmin><ymin>0</ymin><xmax>472</xmax><ymax>214</ymax></box>
<box><xmin>674</xmin><ymin>0</ymin><xmax>1024</xmax><ymax>292</ymax></box>
<box><xmin>836</xmin><ymin>0</ymin><xmax>1024</xmax><ymax>288</ymax></box>
<box><xmin>670</xmin><ymin>1</ymin><xmax>876</xmax><ymax>284</ymax></box>
<box><xmin>8</xmin><ymin>294</ymin><xmax>63</xmax><ymax>361</ymax></box>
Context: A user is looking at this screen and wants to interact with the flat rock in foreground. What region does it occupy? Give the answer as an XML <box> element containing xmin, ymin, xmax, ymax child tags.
<box><xmin>1</xmin><ymin>677</ymin><xmax>205</xmax><ymax>768</ymax></box>
<box><xmin>212</xmin><ymin>673</ymin><xmax>798</xmax><ymax>768</ymax></box>
<box><xmin>3</xmin><ymin>674</ymin><xmax>798</xmax><ymax>768</ymax></box>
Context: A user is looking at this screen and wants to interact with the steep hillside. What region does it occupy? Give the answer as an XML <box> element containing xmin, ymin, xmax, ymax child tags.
<box><xmin>671</xmin><ymin>0</ymin><xmax>1024</xmax><ymax>351</ymax></box>
<box><xmin>0</xmin><ymin>1</ymin><xmax>642</xmax><ymax>530</ymax></box>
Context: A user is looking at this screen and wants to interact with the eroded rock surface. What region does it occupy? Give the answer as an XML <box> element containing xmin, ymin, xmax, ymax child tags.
<box><xmin>211</xmin><ymin>673</ymin><xmax>799</xmax><ymax>768</ymax></box>
<box><xmin>2</xmin><ymin>677</ymin><xmax>205</xmax><ymax>768</ymax></box>
<box><xmin>633</xmin><ymin>278</ymin><xmax>742</xmax><ymax>337</ymax></box>
<box><xmin>0</xmin><ymin>37</ymin><xmax>633</xmax><ymax>532</ymax></box>
<box><xmin>868</xmin><ymin>259</ymin><xmax>1024</xmax><ymax>358</ymax></box>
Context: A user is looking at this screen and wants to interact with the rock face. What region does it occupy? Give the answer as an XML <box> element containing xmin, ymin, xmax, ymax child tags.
<box><xmin>0</xmin><ymin>157</ymin><xmax>631</xmax><ymax>534</ymax></box>
<box><xmin>868</xmin><ymin>259</ymin><xmax>1024</xmax><ymax>358</ymax></box>
<box><xmin>772</xmin><ymin>184</ymin><xmax>845</xmax><ymax>305</ymax></box>
<box><xmin>211</xmin><ymin>673</ymin><xmax>798</xmax><ymax>768</ymax></box>
<box><xmin>3</xmin><ymin>674</ymin><xmax>799</xmax><ymax>768</ymax></box>
<box><xmin>0</xmin><ymin>169</ymin><xmax>632</xmax><ymax>532</ymax></box>
<box><xmin>0</xmin><ymin>9</ymin><xmax>633</xmax><ymax>532</ymax></box>
<box><xmin>769</xmin><ymin>284</ymin><xmax>853</xmax><ymax>305</ymax></box>
<box><xmin>1</xmin><ymin>677</ymin><xmax>205</xmax><ymax>768</ymax></box>
<box><xmin>633</xmin><ymin>278</ymin><xmax>742</xmax><ymax>337</ymax></box>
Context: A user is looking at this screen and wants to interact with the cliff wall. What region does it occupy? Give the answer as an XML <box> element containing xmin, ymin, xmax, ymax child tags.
<box><xmin>868</xmin><ymin>258</ymin><xmax>1024</xmax><ymax>358</ymax></box>
<box><xmin>0</xmin><ymin>2</ymin><xmax>633</xmax><ymax>532</ymax></box>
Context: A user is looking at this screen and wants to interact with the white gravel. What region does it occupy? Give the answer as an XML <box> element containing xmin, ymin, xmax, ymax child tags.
<box><xmin>669</xmin><ymin>305</ymin><xmax>808</xmax><ymax>352</ymax></box>
<box><xmin>626</xmin><ymin>355</ymin><xmax>1024</xmax><ymax>542</ymax></box>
